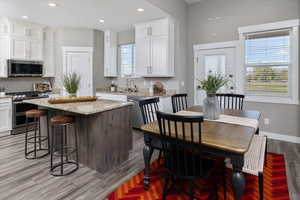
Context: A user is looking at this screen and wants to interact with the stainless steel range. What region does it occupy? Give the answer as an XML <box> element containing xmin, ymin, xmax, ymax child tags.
<box><xmin>6</xmin><ymin>91</ymin><xmax>49</xmax><ymax>135</ymax></box>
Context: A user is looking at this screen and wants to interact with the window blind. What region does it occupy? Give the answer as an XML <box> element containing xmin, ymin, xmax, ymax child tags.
<box><xmin>120</xmin><ymin>44</ymin><xmax>135</xmax><ymax>76</ymax></box>
<box><xmin>245</xmin><ymin>29</ymin><xmax>291</xmax><ymax>96</ymax></box>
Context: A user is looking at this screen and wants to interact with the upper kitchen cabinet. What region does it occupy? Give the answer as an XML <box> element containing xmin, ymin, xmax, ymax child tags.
<box><xmin>43</xmin><ymin>28</ymin><xmax>56</xmax><ymax>77</ymax></box>
<box><xmin>104</xmin><ymin>30</ymin><xmax>118</xmax><ymax>77</ymax></box>
<box><xmin>135</xmin><ymin>18</ymin><xmax>175</xmax><ymax>77</ymax></box>
<box><xmin>0</xmin><ymin>17</ymin><xmax>44</xmax><ymax>61</ymax></box>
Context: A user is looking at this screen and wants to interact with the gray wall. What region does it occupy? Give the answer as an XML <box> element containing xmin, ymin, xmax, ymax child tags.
<box><xmin>187</xmin><ymin>0</ymin><xmax>300</xmax><ymax>137</ymax></box>
<box><xmin>53</xmin><ymin>27</ymin><xmax>109</xmax><ymax>91</ymax></box>
<box><xmin>54</xmin><ymin>27</ymin><xmax>94</xmax><ymax>89</ymax></box>
<box><xmin>118</xmin><ymin>29</ymin><xmax>135</xmax><ymax>45</ymax></box>
<box><xmin>112</xmin><ymin>0</ymin><xmax>188</xmax><ymax>91</ymax></box>
<box><xmin>93</xmin><ymin>30</ymin><xmax>110</xmax><ymax>88</ymax></box>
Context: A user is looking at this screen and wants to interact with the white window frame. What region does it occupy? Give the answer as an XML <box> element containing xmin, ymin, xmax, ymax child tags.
<box><xmin>118</xmin><ymin>43</ymin><xmax>136</xmax><ymax>78</ymax></box>
<box><xmin>238</xmin><ymin>19</ymin><xmax>299</xmax><ymax>104</ymax></box>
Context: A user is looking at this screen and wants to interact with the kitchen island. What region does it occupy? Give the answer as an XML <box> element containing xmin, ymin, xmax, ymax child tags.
<box><xmin>24</xmin><ymin>98</ymin><xmax>133</xmax><ymax>173</ymax></box>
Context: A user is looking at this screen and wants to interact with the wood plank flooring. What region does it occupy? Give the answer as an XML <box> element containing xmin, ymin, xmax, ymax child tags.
<box><xmin>0</xmin><ymin>131</ymin><xmax>299</xmax><ymax>200</ymax></box>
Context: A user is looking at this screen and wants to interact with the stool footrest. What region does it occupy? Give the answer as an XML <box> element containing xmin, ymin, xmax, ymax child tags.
<box><xmin>52</xmin><ymin>147</ymin><xmax>77</xmax><ymax>157</ymax></box>
<box><xmin>27</xmin><ymin>136</ymin><xmax>49</xmax><ymax>144</ymax></box>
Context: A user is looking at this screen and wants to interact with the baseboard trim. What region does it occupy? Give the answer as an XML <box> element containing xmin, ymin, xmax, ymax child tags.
<box><xmin>260</xmin><ymin>131</ymin><xmax>300</xmax><ymax>144</ymax></box>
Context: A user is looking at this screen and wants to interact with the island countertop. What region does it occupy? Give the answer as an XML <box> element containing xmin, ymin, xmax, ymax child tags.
<box><xmin>23</xmin><ymin>98</ymin><xmax>133</xmax><ymax>115</ymax></box>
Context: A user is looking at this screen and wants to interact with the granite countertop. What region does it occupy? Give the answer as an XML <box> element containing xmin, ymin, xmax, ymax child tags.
<box><xmin>96</xmin><ymin>88</ymin><xmax>176</xmax><ymax>98</ymax></box>
<box><xmin>23</xmin><ymin>98</ymin><xmax>133</xmax><ymax>115</ymax></box>
<box><xmin>0</xmin><ymin>95</ymin><xmax>12</xmax><ymax>99</ymax></box>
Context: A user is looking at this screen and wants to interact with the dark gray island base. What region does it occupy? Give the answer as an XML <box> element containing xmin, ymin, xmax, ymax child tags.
<box><xmin>24</xmin><ymin>98</ymin><xmax>133</xmax><ymax>173</ymax></box>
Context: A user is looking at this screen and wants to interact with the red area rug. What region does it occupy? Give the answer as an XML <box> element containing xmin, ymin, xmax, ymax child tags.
<box><xmin>107</xmin><ymin>152</ymin><xmax>289</xmax><ymax>200</ymax></box>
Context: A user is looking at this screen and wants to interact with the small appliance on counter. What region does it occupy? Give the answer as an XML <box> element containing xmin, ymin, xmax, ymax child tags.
<box><xmin>33</xmin><ymin>81</ymin><xmax>52</xmax><ymax>92</ymax></box>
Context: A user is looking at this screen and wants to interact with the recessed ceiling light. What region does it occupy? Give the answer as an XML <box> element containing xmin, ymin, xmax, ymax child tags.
<box><xmin>48</xmin><ymin>2</ymin><xmax>57</xmax><ymax>7</ymax></box>
<box><xmin>22</xmin><ymin>15</ymin><xmax>29</xmax><ymax>19</ymax></box>
<box><xmin>99</xmin><ymin>19</ymin><xmax>105</xmax><ymax>23</ymax></box>
<box><xmin>137</xmin><ymin>8</ymin><xmax>144</xmax><ymax>12</ymax></box>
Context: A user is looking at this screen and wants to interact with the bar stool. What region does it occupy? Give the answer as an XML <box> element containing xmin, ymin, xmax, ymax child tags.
<box><xmin>50</xmin><ymin>115</ymin><xmax>79</xmax><ymax>176</ymax></box>
<box><xmin>25</xmin><ymin>109</ymin><xmax>50</xmax><ymax>159</ymax></box>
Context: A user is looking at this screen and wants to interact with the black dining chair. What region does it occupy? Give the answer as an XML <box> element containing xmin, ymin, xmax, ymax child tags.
<box><xmin>171</xmin><ymin>93</ymin><xmax>188</xmax><ymax>113</ymax></box>
<box><xmin>216</xmin><ymin>93</ymin><xmax>245</xmax><ymax>110</ymax></box>
<box><xmin>156</xmin><ymin>111</ymin><xmax>219</xmax><ymax>200</ymax></box>
<box><xmin>139</xmin><ymin>97</ymin><xmax>164</xmax><ymax>187</ymax></box>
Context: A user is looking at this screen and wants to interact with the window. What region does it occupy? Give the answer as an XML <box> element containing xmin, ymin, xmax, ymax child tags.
<box><xmin>239</xmin><ymin>19</ymin><xmax>299</xmax><ymax>104</ymax></box>
<box><xmin>119</xmin><ymin>44</ymin><xmax>135</xmax><ymax>77</ymax></box>
<box><xmin>245</xmin><ymin>29</ymin><xmax>290</xmax><ymax>96</ymax></box>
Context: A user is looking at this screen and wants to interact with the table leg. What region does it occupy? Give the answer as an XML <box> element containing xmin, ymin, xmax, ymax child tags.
<box><xmin>143</xmin><ymin>135</ymin><xmax>153</xmax><ymax>190</ymax></box>
<box><xmin>231</xmin><ymin>156</ymin><xmax>245</xmax><ymax>200</ymax></box>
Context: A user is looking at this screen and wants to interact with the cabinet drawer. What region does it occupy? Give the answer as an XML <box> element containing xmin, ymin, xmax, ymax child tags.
<box><xmin>0</xmin><ymin>98</ymin><xmax>12</xmax><ymax>104</ymax></box>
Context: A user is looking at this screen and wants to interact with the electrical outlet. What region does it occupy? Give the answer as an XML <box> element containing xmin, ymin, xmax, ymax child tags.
<box><xmin>264</xmin><ymin>118</ymin><xmax>270</xmax><ymax>125</ymax></box>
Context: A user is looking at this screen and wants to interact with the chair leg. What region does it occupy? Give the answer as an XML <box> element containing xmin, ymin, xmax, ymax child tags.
<box><xmin>25</xmin><ymin>117</ymin><xmax>28</xmax><ymax>157</ymax></box>
<box><xmin>223</xmin><ymin>165</ymin><xmax>227</xmax><ymax>200</ymax></box>
<box><xmin>162</xmin><ymin>175</ymin><xmax>170</xmax><ymax>200</ymax></box>
<box><xmin>158</xmin><ymin>150</ymin><xmax>162</xmax><ymax>162</ymax></box>
<box><xmin>259</xmin><ymin>172</ymin><xmax>264</xmax><ymax>200</ymax></box>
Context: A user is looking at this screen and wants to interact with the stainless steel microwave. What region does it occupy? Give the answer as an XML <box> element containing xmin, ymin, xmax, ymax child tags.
<box><xmin>7</xmin><ymin>59</ymin><xmax>43</xmax><ymax>77</ymax></box>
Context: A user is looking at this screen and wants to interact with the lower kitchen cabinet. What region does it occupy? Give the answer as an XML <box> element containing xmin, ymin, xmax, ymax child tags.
<box><xmin>0</xmin><ymin>98</ymin><xmax>12</xmax><ymax>136</ymax></box>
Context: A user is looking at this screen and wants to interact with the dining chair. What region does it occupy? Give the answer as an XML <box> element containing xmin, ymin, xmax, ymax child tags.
<box><xmin>171</xmin><ymin>93</ymin><xmax>188</xmax><ymax>113</ymax></box>
<box><xmin>216</xmin><ymin>93</ymin><xmax>245</xmax><ymax>110</ymax></box>
<box><xmin>225</xmin><ymin>135</ymin><xmax>267</xmax><ymax>200</ymax></box>
<box><xmin>139</xmin><ymin>98</ymin><xmax>164</xmax><ymax>169</ymax></box>
<box><xmin>156</xmin><ymin>111</ymin><xmax>219</xmax><ymax>200</ymax></box>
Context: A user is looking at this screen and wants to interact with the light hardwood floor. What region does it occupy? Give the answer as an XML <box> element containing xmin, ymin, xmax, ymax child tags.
<box><xmin>0</xmin><ymin>131</ymin><xmax>299</xmax><ymax>200</ymax></box>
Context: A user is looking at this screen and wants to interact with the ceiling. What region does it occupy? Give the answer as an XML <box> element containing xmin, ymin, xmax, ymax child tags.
<box><xmin>185</xmin><ymin>0</ymin><xmax>204</xmax><ymax>4</ymax></box>
<box><xmin>0</xmin><ymin>0</ymin><xmax>168</xmax><ymax>32</ymax></box>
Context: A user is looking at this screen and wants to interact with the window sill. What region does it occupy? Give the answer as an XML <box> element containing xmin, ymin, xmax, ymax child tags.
<box><xmin>245</xmin><ymin>95</ymin><xmax>299</xmax><ymax>105</ymax></box>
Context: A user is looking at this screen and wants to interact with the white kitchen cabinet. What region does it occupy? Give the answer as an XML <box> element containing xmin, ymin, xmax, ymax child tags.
<box><xmin>0</xmin><ymin>17</ymin><xmax>44</xmax><ymax>61</ymax></box>
<box><xmin>0</xmin><ymin>98</ymin><xmax>12</xmax><ymax>136</ymax></box>
<box><xmin>96</xmin><ymin>93</ymin><xmax>127</xmax><ymax>102</ymax></box>
<box><xmin>43</xmin><ymin>28</ymin><xmax>55</xmax><ymax>77</ymax></box>
<box><xmin>104</xmin><ymin>30</ymin><xmax>118</xmax><ymax>77</ymax></box>
<box><xmin>135</xmin><ymin>18</ymin><xmax>175</xmax><ymax>77</ymax></box>
<box><xmin>0</xmin><ymin>36</ymin><xmax>9</xmax><ymax>77</ymax></box>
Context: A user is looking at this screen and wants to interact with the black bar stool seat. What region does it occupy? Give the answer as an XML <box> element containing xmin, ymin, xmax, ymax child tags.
<box><xmin>25</xmin><ymin>109</ymin><xmax>50</xmax><ymax>160</ymax></box>
<box><xmin>50</xmin><ymin>115</ymin><xmax>79</xmax><ymax>176</ymax></box>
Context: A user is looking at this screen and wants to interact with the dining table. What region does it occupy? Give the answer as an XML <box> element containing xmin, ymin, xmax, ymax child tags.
<box><xmin>141</xmin><ymin>105</ymin><xmax>260</xmax><ymax>200</ymax></box>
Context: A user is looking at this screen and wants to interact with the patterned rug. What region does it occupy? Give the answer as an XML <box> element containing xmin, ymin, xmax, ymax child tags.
<box><xmin>107</xmin><ymin>152</ymin><xmax>289</xmax><ymax>200</ymax></box>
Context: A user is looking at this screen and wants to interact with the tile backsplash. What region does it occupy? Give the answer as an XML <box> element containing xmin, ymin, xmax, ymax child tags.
<box><xmin>0</xmin><ymin>78</ymin><xmax>53</xmax><ymax>93</ymax></box>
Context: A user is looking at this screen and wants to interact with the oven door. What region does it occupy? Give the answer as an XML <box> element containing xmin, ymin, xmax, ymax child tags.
<box><xmin>12</xmin><ymin>102</ymin><xmax>38</xmax><ymax>135</ymax></box>
<box><xmin>8</xmin><ymin>60</ymin><xmax>43</xmax><ymax>77</ymax></box>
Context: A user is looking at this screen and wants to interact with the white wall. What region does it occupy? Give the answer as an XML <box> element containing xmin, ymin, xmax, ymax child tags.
<box><xmin>187</xmin><ymin>0</ymin><xmax>300</xmax><ymax>137</ymax></box>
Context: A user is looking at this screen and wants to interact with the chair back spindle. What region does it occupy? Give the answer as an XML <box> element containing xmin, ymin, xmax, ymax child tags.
<box><xmin>171</xmin><ymin>93</ymin><xmax>188</xmax><ymax>113</ymax></box>
<box><xmin>216</xmin><ymin>93</ymin><xmax>245</xmax><ymax>110</ymax></box>
<box><xmin>156</xmin><ymin>111</ymin><xmax>205</xmax><ymax>178</ymax></box>
<box><xmin>139</xmin><ymin>98</ymin><xmax>160</xmax><ymax>124</ymax></box>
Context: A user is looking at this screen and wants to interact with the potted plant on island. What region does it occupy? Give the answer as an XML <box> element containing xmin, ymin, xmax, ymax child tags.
<box><xmin>197</xmin><ymin>74</ymin><xmax>228</xmax><ymax>120</ymax></box>
<box><xmin>63</xmin><ymin>72</ymin><xmax>80</xmax><ymax>97</ymax></box>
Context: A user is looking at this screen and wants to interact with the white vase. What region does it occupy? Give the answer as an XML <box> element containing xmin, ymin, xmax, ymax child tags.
<box><xmin>203</xmin><ymin>93</ymin><xmax>220</xmax><ymax>120</ymax></box>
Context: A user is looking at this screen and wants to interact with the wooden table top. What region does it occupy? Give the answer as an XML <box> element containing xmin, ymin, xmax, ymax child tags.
<box><xmin>141</xmin><ymin>106</ymin><xmax>261</xmax><ymax>154</ymax></box>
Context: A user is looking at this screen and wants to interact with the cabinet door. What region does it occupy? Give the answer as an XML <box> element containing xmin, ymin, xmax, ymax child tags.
<box><xmin>43</xmin><ymin>30</ymin><xmax>55</xmax><ymax>77</ymax></box>
<box><xmin>150</xmin><ymin>36</ymin><xmax>168</xmax><ymax>76</ymax></box>
<box><xmin>135</xmin><ymin>23</ymin><xmax>150</xmax><ymax>39</ymax></box>
<box><xmin>10</xmin><ymin>22</ymin><xmax>26</xmax><ymax>37</ymax></box>
<box><xmin>0</xmin><ymin>103</ymin><xmax>12</xmax><ymax>133</ymax></box>
<box><xmin>104</xmin><ymin>31</ymin><xmax>117</xmax><ymax>77</ymax></box>
<box><xmin>28</xmin><ymin>40</ymin><xmax>42</xmax><ymax>60</ymax></box>
<box><xmin>135</xmin><ymin>37</ymin><xmax>151</xmax><ymax>76</ymax></box>
<box><xmin>10</xmin><ymin>37</ymin><xmax>26</xmax><ymax>59</ymax></box>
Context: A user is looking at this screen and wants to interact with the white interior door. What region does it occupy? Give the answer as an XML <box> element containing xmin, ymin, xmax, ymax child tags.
<box><xmin>194</xmin><ymin>47</ymin><xmax>236</xmax><ymax>105</ymax></box>
<box><xmin>63</xmin><ymin>47</ymin><xmax>93</xmax><ymax>97</ymax></box>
